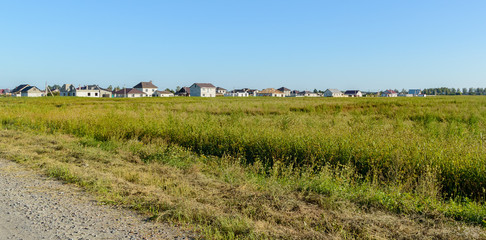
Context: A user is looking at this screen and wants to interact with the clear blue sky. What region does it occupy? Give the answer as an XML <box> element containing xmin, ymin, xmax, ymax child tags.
<box><xmin>1</xmin><ymin>0</ymin><xmax>485</xmax><ymax>91</ymax></box>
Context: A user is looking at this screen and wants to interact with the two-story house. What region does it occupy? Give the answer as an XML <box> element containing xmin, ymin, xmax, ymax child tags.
<box><xmin>134</xmin><ymin>81</ymin><xmax>158</xmax><ymax>97</ymax></box>
<box><xmin>189</xmin><ymin>83</ymin><xmax>216</xmax><ymax>97</ymax></box>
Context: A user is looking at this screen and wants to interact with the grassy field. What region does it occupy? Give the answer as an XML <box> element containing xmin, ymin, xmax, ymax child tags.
<box><xmin>0</xmin><ymin>96</ymin><xmax>485</xmax><ymax>239</ymax></box>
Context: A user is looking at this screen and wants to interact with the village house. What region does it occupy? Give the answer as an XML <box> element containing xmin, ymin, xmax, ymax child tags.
<box><xmin>277</xmin><ymin>87</ymin><xmax>291</xmax><ymax>97</ymax></box>
<box><xmin>323</xmin><ymin>89</ymin><xmax>344</xmax><ymax>97</ymax></box>
<box><xmin>256</xmin><ymin>88</ymin><xmax>285</xmax><ymax>97</ymax></box>
<box><xmin>10</xmin><ymin>84</ymin><xmax>30</xmax><ymax>97</ymax></box>
<box><xmin>113</xmin><ymin>88</ymin><xmax>147</xmax><ymax>98</ymax></box>
<box><xmin>344</xmin><ymin>90</ymin><xmax>363</xmax><ymax>97</ymax></box>
<box><xmin>175</xmin><ymin>87</ymin><xmax>190</xmax><ymax>96</ymax></box>
<box><xmin>298</xmin><ymin>91</ymin><xmax>320</xmax><ymax>97</ymax></box>
<box><xmin>133</xmin><ymin>81</ymin><xmax>158</xmax><ymax>97</ymax></box>
<box><xmin>408</xmin><ymin>89</ymin><xmax>421</xmax><ymax>96</ymax></box>
<box><xmin>60</xmin><ymin>84</ymin><xmax>111</xmax><ymax>97</ymax></box>
<box><xmin>381</xmin><ymin>90</ymin><xmax>398</xmax><ymax>97</ymax></box>
<box><xmin>225</xmin><ymin>89</ymin><xmax>249</xmax><ymax>97</ymax></box>
<box><xmin>239</xmin><ymin>88</ymin><xmax>259</xmax><ymax>96</ymax></box>
<box><xmin>153</xmin><ymin>90</ymin><xmax>174</xmax><ymax>97</ymax></box>
<box><xmin>77</xmin><ymin>85</ymin><xmax>112</xmax><ymax>97</ymax></box>
<box><xmin>0</xmin><ymin>89</ymin><xmax>11</xmax><ymax>96</ymax></box>
<box><xmin>189</xmin><ymin>83</ymin><xmax>216</xmax><ymax>97</ymax></box>
<box><xmin>60</xmin><ymin>84</ymin><xmax>77</xmax><ymax>96</ymax></box>
<box><xmin>216</xmin><ymin>87</ymin><xmax>227</xmax><ymax>96</ymax></box>
<box><xmin>22</xmin><ymin>86</ymin><xmax>44</xmax><ymax>97</ymax></box>
<box><xmin>290</xmin><ymin>90</ymin><xmax>300</xmax><ymax>97</ymax></box>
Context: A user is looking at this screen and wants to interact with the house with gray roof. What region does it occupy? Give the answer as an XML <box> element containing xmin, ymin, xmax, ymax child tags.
<box><xmin>189</xmin><ymin>83</ymin><xmax>216</xmax><ymax>97</ymax></box>
<box><xmin>134</xmin><ymin>81</ymin><xmax>158</xmax><ymax>97</ymax></box>
<box><xmin>60</xmin><ymin>84</ymin><xmax>111</xmax><ymax>97</ymax></box>
<box><xmin>153</xmin><ymin>90</ymin><xmax>174</xmax><ymax>97</ymax></box>
<box><xmin>114</xmin><ymin>88</ymin><xmax>148</xmax><ymax>98</ymax></box>
<box><xmin>216</xmin><ymin>87</ymin><xmax>227</xmax><ymax>96</ymax></box>
<box><xmin>323</xmin><ymin>89</ymin><xmax>344</xmax><ymax>97</ymax></box>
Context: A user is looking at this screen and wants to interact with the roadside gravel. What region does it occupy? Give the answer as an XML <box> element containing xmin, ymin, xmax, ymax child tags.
<box><xmin>0</xmin><ymin>158</ymin><xmax>193</xmax><ymax>240</ymax></box>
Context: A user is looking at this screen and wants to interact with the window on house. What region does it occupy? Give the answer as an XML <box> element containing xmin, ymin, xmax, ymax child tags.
<box><xmin>88</xmin><ymin>93</ymin><xmax>91</xmax><ymax>96</ymax></box>
<box><xmin>95</xmin><ymin>93</ymin><xmax>98</xmax><ymax>96</ymax></box>
<box><xmin>132</xmin><ymin>94</ymin><xmax>135</xmax><ymax>97</ymax></box>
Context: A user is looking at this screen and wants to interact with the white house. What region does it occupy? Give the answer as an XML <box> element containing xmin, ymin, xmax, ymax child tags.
<box><xmin>277</xmin><ymin>87</ymin><xmax>291</xmax><ymax>97</ymax></box>
<box><xmin>225</xmin><ymin>90</ymin><xmax>249</xmax><ymax>97</ymax></box>
<box><xmin>344</xmin><ymin>90</ymin><xmax>363</xmax><ymax>97</ymax></box>
<box><xmin>381</xmin><ymin>90</ymin><xmax>398</xmax><ymax>97</ymax></box>
<box><xmin>114</xmin><ymin>88</ymin><xmax>148</xmax><ymax>98</ymax></box>
<box><xmin>10</xmin><ymin>84</ymin><xmax>31</xmax><ymax>97</ymax></box>
<box><xmin>216</xmin><ymin>87</ymin><xmax>227</xmax><ymax>96</ymax></box>
<box><xmin>189</xmin><ymin>83</ymin><xmax>216</xmax><ymax>97</ymax></box>
<box><xmin>153</xmin><ymin>90</ymin><xmax>174</xmax><ymax>97</ymax></box>
<box><xmin>60</xmin><ymin>84</ymin><xmax>111</xmax><ymax>97</ymax></box>
<box><xmin>298</xmin><ymin>91</ymin><xmax>320</xmax><ymax>97</ymax></box>
<box><xmin>323</xmin><ymin>89</ymin><xmax>344</xmax><ymax>97</ymax></box>
<box><xmin>77</xmin><ymin>85</ymin><xmax>112</xmax><ymax>97</ymax></box>
<box><xmin>256</xmin><ymin>88</ymin><xmax>285</xmax><ymax>97</ymax></box>
<box><xmin>133</xmin><ymin>81</ymin><xmax>158</xmax><ymax>97</ymax></box>
<box><xmin>19</xmin><ymin>86</ymin><xmax>44</xmax><ymax>97</ymax></box>
<box><xmin>241</xmin><ymin>88</ymin><xmax>259</xmax><ymax>96</ymax></box>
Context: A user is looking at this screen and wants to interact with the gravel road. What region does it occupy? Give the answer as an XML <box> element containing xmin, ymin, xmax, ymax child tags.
<box><xmin>0</xmin><ymin>159</ymin><xmax>193</xmax><ymax>240</ymax></box>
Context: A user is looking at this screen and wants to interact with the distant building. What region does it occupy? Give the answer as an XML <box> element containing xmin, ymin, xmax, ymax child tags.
<box><xmin>241</xmin><ymin>88</ymin><xmax>259</xmax><ymax>96</ymax></box>
<box><xmin>113</xmin><ymin>88</ymin><xmax>148</xmax><ymax>98</ymax></box>
<box><xmin>216</xmin><ymin>87</ymin><xmax>227</xmax><ymax>96</ymax></box>
<box><xmin>298</xmin><ymin>91</ymin><xmax>320</xmax><ymax>97</ymax></box>
<box><xmin>77</xmin><ymin>85</ymin><xmax>112</xmax><ymax>97</ymax></box>
<box><xmin>290</xmin><ymin>90</ymin><xmax>300</xmax><ymax>97</ymax></box>
<box><xmin>11</xmin><ymin>84</ymin><xmax>30</xmax><ymax>97</ymax></box>
<box><xmin>225</xmin><ymin>89</ymin><xmax>249</xmax><ymax>97</ymax></box>
<box><xmin>189</xmin><ymin>83</ymin><xmax>216</xmax><ymax>97</ymax></box>
<box><xmin>133</xmin><ymin>81</ymin><xmax>158</xmax><ymax>97</ymax></box>
<box><xmin>323</xmin><ymin>89</ymin><xmax>344</xmax><ymax>97</ymax></box>
<box><xmin>381</xmin><ymin>90</ymin><xmax>398</xmax><ymax>97</ymax></box>
<box><xmin>60</xmin><ymin>84</ymin><xmax>77</xmax><ymax>96</ymax></box>
<box><xmin>344</xmin><ymin>90</ymin><xmax>363</xmax><ymax>97</ymax></box>
<box><xmin>153</xmin><ymin>90</ymin><xmax>174</xmax><ymax>97</ymax></box>
<box><xmin>16</xmin><ymin>86</ymin><xmax>44</xmax><ymax>97</ymax></box>
<box><xmin>256</xmin><ymin>88</ymin><xmax>285</xmax><ymax>97</ymax></box>
<box><xmin>0</xmin><ymin>89</ymin><xmax>11</xmax><ymax>96</ymax></box>
<box><xmin>175</xmin><ymin>87</ymin><xmax>190</xmax><ymax>96</ymax></box>
<box><xmin>277</xmin><ymin>87</ymin><xmax>291</xmax><ymax>97</ymax></box>
<box><xmin>60</xmin><ymin>84</ymin><xmax>111</xmax><ymax>97</ymax></box>
<box><xmin>408</xmin><ymin>89</ymin><xmax>421</xmax><ymax>96</ymax></box>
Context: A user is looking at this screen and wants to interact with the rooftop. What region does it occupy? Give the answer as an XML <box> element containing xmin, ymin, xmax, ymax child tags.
<box><xmin>133</xmin><ymin>81</ymin><xmax>158</xmax><ymax>89</ymax></box>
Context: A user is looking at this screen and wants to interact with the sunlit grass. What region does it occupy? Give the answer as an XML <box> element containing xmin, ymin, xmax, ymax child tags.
<box><xmin>0</xmin><ymin>96</ymin><xmax>485</xmax><ymax>238</ymax></box>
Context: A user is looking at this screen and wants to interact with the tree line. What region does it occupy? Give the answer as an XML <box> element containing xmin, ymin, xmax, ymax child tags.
<box><xmin>422</xmin><ymin>87</ymin><xmax>486</xmax><ymax>95</ymax></box>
